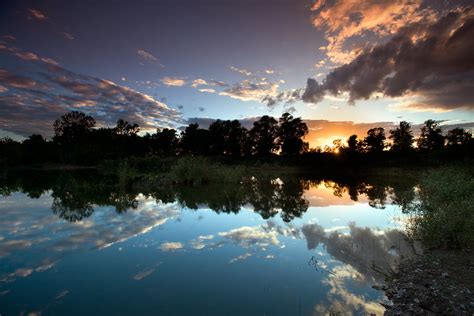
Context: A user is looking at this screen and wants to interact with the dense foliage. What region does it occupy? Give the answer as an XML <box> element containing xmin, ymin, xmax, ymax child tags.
<box><xmin>0</xmin><ymin>111</ymin><xmax>472</xmax><ymax>167</ymax></box>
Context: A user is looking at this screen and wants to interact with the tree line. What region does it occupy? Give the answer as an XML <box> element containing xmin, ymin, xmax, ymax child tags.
<box><xmin>0</xmin><ymin>111</ymin><xmax>472</xmax><ymax>166</ymax></box>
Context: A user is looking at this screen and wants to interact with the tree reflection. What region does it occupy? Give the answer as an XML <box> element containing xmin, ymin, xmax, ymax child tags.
<box><xmin>0</xmin><ymin>169</ymin><xmax>420</xmax><ymax>222</ymax></box>
<box><xmin>276</xmin><ymin>177</ymin><xmax>309</xmax><ymax>222</ymax></box>
<box><xmin>52</xmin><ymin>195</ymin><xmax>94</xmax><ymax>222</ymax></box>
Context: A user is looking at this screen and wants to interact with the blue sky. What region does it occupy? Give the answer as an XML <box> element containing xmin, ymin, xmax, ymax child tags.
<box><xmin>0</xmin><ymin>0</ymin><xmax>473</xmax><ymax>146</ymax></box>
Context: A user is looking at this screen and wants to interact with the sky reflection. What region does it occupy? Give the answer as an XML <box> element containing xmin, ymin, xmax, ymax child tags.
<box><xmin>0</xmin><ymin>176</ymin><xmax>417</xmax><ymax>315</ymax></box>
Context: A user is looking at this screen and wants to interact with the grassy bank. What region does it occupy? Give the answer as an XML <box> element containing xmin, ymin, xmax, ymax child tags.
<box><xmin>406</xmin><ymin>164</ymin><xmax>474</xmax><ymax>249</ymax></box>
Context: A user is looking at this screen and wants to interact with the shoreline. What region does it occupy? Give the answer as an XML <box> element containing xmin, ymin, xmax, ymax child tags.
<box><xmin>379</xmin><ymin>249</ymin><xmax>474</xmax><ymax>315</ymax></box>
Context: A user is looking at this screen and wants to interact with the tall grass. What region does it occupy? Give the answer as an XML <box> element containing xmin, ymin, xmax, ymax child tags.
<box><xmin>165</xmin><ymin>156</ymin><xmax>245</xmax><ymax>185</ymax></box>
<box><xmin>407</xmin><ymin>165</ymin><xmax>474</xmax><ymax>249</ymax></box>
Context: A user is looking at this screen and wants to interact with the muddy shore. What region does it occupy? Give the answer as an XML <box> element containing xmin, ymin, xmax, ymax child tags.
<box><xmin>376</xmin><ymin>249</ymin><xmax>474</xmax><ymax>315</ymax></box>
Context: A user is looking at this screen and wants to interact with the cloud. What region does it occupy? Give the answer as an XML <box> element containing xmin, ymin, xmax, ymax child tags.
<box><xmin>191</xmin><ymin>78</ymin><xmax>208</xmax><ymax>88</ymax></box>
<box><xmin>229</xmin><ymin>252</ymin><xmax>252</xmax><ymax>264</ymax></box>
<box><xmin>159</xmin><ymin>242</ymin><xmax>184</xmax><ymax>251</ymax></box>
<box><xmin>27</xmin><ymin>9</ymin><xmax>48</xmax><ymax>21</ymax></box>
<box><xmin>219</xmin><ymin>79</ymin><xmax>279</xmax><ymax>102</ymax></box>
<box><xmin>137</xmin><ymin>49</ymin><xmax>163</xmax><ymax>66</ymax></box>
<box><xmin>311</xmin><ymin>0</ymin><xmax>435</xmax><ymax>64</ymax></box>
<box><xmin>188</xmin><ymin>74</ymin><xmax>282</xmax><ymax>104</ymax></box>
<box><xmin>55</xmin><ymin>289</ymin><xmax>69</xmax><ymax>299</ymax></box>
<box><xmin>160</xmin><ymin>77</ymin><xmax>186</xmax><ymax>87</ymax></box>
<box><xmin>301</xmin><ymin>222</ymin><xmax>418</xmax><ymax>280</ymax></box>
<box><xmin>61</xmin><ymin>32</ymin><xmax>74</xmax><ymax>40</ymax></box>
<box><xmin>218</xmin><ymin>226</ymin><xmax>280</xmax><ymax>248</ymax></box>
<box><xmin>302</xmin><ymin>6</ymin><xmax>474</xmax><ymax>112</ymax></box>
<box><xmin>230</xmin><ymin>66</ymin><xmax>252</xmax><ymax>76</ymax></box>
<box><xmin>2</xmin><ymin>35</ymin><xmax>16</xmax><ymax>41</ymax></box>
<box><xmin>198</xmin><ymin>88</ymin><xmax>216</xmax><ymax>93</ymax></box>
<box><xmin>133</xmin><ymin>263</ymin><xmax>162</xmax><ymax>280</ymax></box>
<box><xmin>0</xmin><ymin>43</ymin><xmax>182</xmax><ymax>137</ymax></box>
<box><xmin>263</xmin><ymin>89</ymin><xmax>302</xmax><ymax>107</ymax></box>
<box><xmin>190</xmin><ymin>235</ymin><xmax>214</xmax><ymax>250</ymax></box>
<box><xmin>0</xmin><ymin>194</ymin><xmax>181</xmax><ymax>283</ymax></box>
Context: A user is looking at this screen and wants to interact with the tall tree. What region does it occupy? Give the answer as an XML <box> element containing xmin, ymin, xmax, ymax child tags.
<box><xmin>209</xmin><ymin>119</ymin><xmax>246</xmax><ymax>156</ymax></box>
<box><xmin>150</xmin><ymin>128</ymin><xmax>178</xmax><ymax>155</ymax></box>
<box><xmin>248</xmin><ymin>115</ymin><xmax>279</xmax><ymax>156</ymax></box>
<box><xmin>179</xmin><ymin>123</ymin><xmax>212</xmax><ymax>155</ymax></box>
<box><xmin>417</xmin><ymin>120</ymin><xmax>444</xmax><ymax>151</ymax></box>
<box><xmin>364</xmin><ymin>127</ymin><xmax>386</xmax><ymax>153</ymax></box>
<box><xmin>53</xmin><ymin>111</ymin><xmax>96</xmax><ymax>145</ymax></box>
<box><xmin>347</xmin><ymin>134</ymin><xmax>358</xmax><ymax>153</ymax></box>
<box><xmin>389</xmin><ymin>121</ymin><xmax>414</xmax><ymax>152</ymax></box>
<box><xmin>22</xmin><ymin>134</ymin><xmax>49</xmax><ymax>163</ymax></box>
<box><xmin>114</xmin><ymin>119</ymin><xmax>140</xmax><ymax>136</ymax></box>
<box><xmin>277</xmin><ymin>113</ymin><xmax>309</xmax><ymax>155</ymax></box>
<box><xmin>446</xmin><ymin>128</ymin><xmax>472</xmax><ymax>148</ymax></box>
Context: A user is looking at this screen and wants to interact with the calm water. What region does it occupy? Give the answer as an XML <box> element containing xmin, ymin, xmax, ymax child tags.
<box><xmin>0</xmin><ymin>171</ymin><xmax>419</xmax><ymax>315</ymax></box>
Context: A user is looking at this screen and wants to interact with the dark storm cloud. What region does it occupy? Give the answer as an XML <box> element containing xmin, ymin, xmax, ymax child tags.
<box><xmin>302</xmin><ymin>6</ymin><xmax>474</xmax><ymax>112</ymax></box>
<box><xmin>0</xmin><ymin>44</ymin><xmax>182</xmax><ymax>137</ymax></box>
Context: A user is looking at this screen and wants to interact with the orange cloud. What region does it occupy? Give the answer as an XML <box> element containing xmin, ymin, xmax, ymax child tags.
<box><xmin>311</xmin><ymin>0</ymin><xmax>435</xmax><ymax>64</ymax></box>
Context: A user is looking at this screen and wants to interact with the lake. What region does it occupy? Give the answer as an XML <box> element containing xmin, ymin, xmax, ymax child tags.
<box><xmin>0</xmin><ymin>170</ymin><xmax>419</xmax><ymax>315</ymax></box>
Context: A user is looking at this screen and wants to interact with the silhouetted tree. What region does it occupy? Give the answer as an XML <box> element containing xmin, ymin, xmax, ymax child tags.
<box><xmin>332</xmin><ymin>139</ymin><xmax>344</xmax><ymax>153</ymax></box>
<box><xmin>417</xmin><ymin>120</ymin><xmax>444</xmax><ymax>151</ymax></box>
<box><xmin>248</xmin><ymin>115</ymin><xmax>279</xmax><ymax>156</ymax></box>
<box><xmin>277</xmin><ymin>113</ymin><xmax>309</xmax><ymax>155</ymax></box>
<box><xmin>389</xmin><ymin>121</ymin><xmax>414</xmax><ymax>152</ymax></box>
<box><xmin>53</xmin><ymin>111</ymin><xmax>96</xmax><ymax>145</ymax></box>
<box><xmin>446</xmin><ymin>128</ymin><xmax>472</xmax><ymax>148</ymax></box>
<box><xmin>150</xmin><ymin>128</ymin><xmax>178</xmax><ymax>155</ymax></box>
<box><xmin>114</xmin><ymin>119</ymin><xmax>139</xmax><ymax>136</ymax></box>
<box><xmin>346</xmin><ymin>134</ymin><xmax>359</xmax><ymax>154</ymax></box>
<box><xmin>21</xmin><ymin>134</ymin><xmax>55</xmax><ymax>164</ymax></box>
<box><xmin>180</xmin><ymin>123</ymin><xmax>212</xmax><ymax>155</ymax></box>
<box><xmin>209</xmin><ymin>119</ymin><xmax>247</xmax><ymax>156</ymax></box>
<box><xmin>0</xmin><ymin>137</ymin><xmax>22</xmax><ymax>166</ymax></box>
<box><xmin>364</xmin><ymin>127</ymin><xmax>386</xmax><ymax>153</ymax></box>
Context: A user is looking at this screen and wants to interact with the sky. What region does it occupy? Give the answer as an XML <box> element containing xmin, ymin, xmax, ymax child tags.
<box><xmin>0</xmin><ymin>0</ymin><xmax>473</xmax><ymax>147</ymax></box>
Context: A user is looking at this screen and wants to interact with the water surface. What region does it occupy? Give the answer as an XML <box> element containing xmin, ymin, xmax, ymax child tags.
<box><xmin>0</xmin><ymin>171</ymin><xmax>418</xmax><ymax>315</ymax></box>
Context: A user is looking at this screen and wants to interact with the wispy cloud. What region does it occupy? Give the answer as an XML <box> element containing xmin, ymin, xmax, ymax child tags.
<box><xmin>61</xmin><ymin>32</ymin><xmax>75</xmax><ymax>40</ymax></box>
<box><xmin>219</xmin><ymin>80</ymin><xmax>279</xmax><ymax>102</ymax></box>
<box><xmin>27</xmin><ymin>9</ymin><xmax>48</xmax><ymax>21</ymax></box>
<box><xmin>230</xmin><ymin>66</ymin><xmax>252</xmax><ymax>76</ymax></box>
<box><xmin>137</xmin><ymin>49</ymin><xmax>163</xmax><ymax>67</ymax></box>
<box><xmin>198</xmin><ymin>88</ymin><xmax>216</xmax><ymax>93</ymax></box>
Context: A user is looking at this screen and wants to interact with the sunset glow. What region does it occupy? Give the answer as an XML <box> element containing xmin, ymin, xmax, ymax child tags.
<box><xmin>0</xmin><ymin>1</ymin><xmax>472</xmax><ymax>145</ymax></box>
